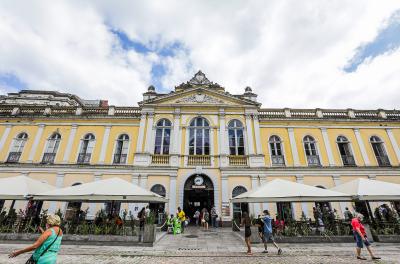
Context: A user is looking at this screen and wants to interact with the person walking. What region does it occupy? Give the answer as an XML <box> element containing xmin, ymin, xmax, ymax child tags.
<box><xmin>240</xmin><ymin>212</ymin><xmax>252</xmax><ymax>255</ymax></box>
<box><xmin>202</xmin><ymin>208</ymin><xmax>209</xmax><ymax>231</ymax></box>
<box><xmin>351</xmin><ymin>213</ymin><xmax>380</xmax><ymax>260</ymax></box>
<box><xmin>210</xmin><ymin>206</ymin><xmax>218</xmax><ymax>228</ymax></box>
<box><xmin>138</xmin><ymin>207</ymin><xmax>146</xmax><ymax>242</ymax></box>
<box><xmin>177</xmin><ymin>207</ymin><xmax>186</xmax><ymax>234</ymax></box>
<box><xmin>193</xmin><ymin>209</ymin><xmax>200</xmax><ymax>226</ymax></box>
<box><xmin>9</xmin><ymin>214</ymin><xmax>63</xmax><ymax>263</ymax></box>
<box><xmin>262</xmin><ymin>210</ymin><xmax>282</xmax><ymax>255</ymax></box>
<box><xmin>343</xmin><ymin>207</ymin><xmax>353</xmax><ymax>221</ymax></box>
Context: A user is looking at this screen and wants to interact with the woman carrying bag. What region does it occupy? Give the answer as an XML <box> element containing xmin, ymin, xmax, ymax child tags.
<box><xmin>9</xmin><ymin>214</ymin><xmax>63</xmax><ymax>264</ymax></box>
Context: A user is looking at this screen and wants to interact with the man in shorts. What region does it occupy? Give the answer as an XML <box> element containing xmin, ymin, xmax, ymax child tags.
<box><xmin>262</xmin><ymin>210</ymin><xmax>282</xmax><ymax>255</ymax></box>
<box><xmin>352</xmin><ymin>213</ymin><xmax>380</xmax><ymax>260</ymax></box>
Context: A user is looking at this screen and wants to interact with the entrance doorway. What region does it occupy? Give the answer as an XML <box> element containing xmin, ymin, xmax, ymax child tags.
<box><xmin>183</xmin><ymin>174</ymin><xmax>214</xmax><ymax>224</ymax></box>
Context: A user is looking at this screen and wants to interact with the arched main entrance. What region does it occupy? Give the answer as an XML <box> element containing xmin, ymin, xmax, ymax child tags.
<box><xmin>183</xmin><ymin>174</ymin><xmax>214</xmax><ymax>223</ymax></box>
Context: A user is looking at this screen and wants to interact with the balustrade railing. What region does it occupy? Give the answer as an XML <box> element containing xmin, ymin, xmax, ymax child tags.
<box><xmin>376</xmin><ymin>156</ymin><xmax>391</xmax><ymax>167</ymax></box>
<box><xmin>271</xmin><ymin>155</ymin><xmax>285</xmax><ymax>166</ymax></box>
<box><xmin>341</xmin><ymin>155</ymin><xmax>356</xmax><ymax>166</ymax></box>
<box><xmin>77</xmin><ymin>153</ymin><xmax>91</xmax><ymax>164</ymax></box>
<box><xmin>151</xmin><ymin>155</ymin><xmax>170</xmax><ymax>165</ymax></box>
<box><xmin>42</xmin><ymin>153</ymin><xmax>56</xmax><ymax>164</ymax></box>
<box><xmin>306</xmin><ymin>155</ymin><xmax>321</xmax><ymax>166</ymax></box>
<box><xmin>113</xmin><ymin>154</ymin><xmax>127</xmax><ymax>164</ymax></box>
<box><xmin>228</xmin><ymin>155</ymin><xmax>247</xmax><ymax>166</ymax></box>
<box><xmin>187</xmin><ymin>155</ymin><xmax>211</xmax><ymax>166</ymax></box>
<box><xmin>6</xmin><ymin>152</ymin><xmax>22</xmax><ymax>163</ymax></box>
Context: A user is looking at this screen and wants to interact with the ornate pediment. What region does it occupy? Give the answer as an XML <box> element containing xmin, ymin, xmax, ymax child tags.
<box><xmin>175</xmin><ymin>93</ymin><xmax>225</xmax><ymax>104</ymax></box>
<box><xmin>175</xmin><ymin>70</ymin><xmax>224</xmax><ymax>91</ymax></box>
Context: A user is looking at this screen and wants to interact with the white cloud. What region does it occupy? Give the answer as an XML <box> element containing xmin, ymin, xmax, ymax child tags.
<box><xmin>0</xmin><ymin>0</ymin><xmax>399</xmax><ymax>108</ymax></box>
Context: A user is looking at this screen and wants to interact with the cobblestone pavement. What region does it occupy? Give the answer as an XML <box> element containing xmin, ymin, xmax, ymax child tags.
<box><xmin>1</xmin><ymin>227</ymin><xmax>399</xmax><ymax>263</ymax></box>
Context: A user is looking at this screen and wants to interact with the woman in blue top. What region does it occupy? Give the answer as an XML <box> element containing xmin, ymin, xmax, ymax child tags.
<box><xmin>9</xmin><ymin>214</ymin><xmax>63</xmax><ymax>263</ymax></box>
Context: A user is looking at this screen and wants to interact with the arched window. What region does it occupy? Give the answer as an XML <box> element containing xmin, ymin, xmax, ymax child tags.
<box><xmin>77</xmin><ymin>133</ymin><xmax>95</xmax><ymax>164</ymax></box>
<box><xmin>42</xmin><ymin>133</ymin><xmax>61</xmax><ymax>164</ymax></box>
<box><xmin>269</xmin><ymin>135</ymin><xmax>285</xmax><ymax>165</ymax></box>
<box><xmin>154</xmin><ymin>119</ymin><xmax>171</xmax><ymax>155</ymax></box>
<box><xmin>370</xmin><ymin>136</ymin><xmax>390</xmax><ymax>166</ymax></box>
<box><xmin>151</xmin><ymin>184</ymin><xmax>166</xmax><ymax>197</ymax></box>
<box><xmin>113</xmin><ymin>134</ymin><xmax>129</xmax><ymax>164</ymax></box>
<box><xmin>228</xmin><ymin>120</ymin><xmax>245</xmax><ymax>155</ymax></box>
<box><xmin>232</xmin><ymin>186</ymin><xmax>249</xmax><ymax>222</ymax></box>
<box><xmin>7</xmin><ymin>132</ymin><xmax>28</xmax><ymax>163</ymax></box>
<box><xmin>336</xmin><ymin>136</ymin><xmax>355</xmax><ymax>166</ymax></box>
<box><xmin>189</xmin><ymin>117</ymin><xmax>210</xmax><ymax>155</ymax></box>
<box><xmin>303</xmin><ymin>136</ymin><xmax>320</xmax><ymax>166</ymax></box>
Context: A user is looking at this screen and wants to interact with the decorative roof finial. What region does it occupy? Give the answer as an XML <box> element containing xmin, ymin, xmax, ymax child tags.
<box><xmin>188</xmin><ymin>70</ymin><xmax>211</xmax><ymax>85</ymax></box>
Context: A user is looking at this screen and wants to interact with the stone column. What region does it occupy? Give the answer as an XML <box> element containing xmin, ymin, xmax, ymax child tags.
<box><xmin>144</xmin><ymin>113</ymin><xmax>155</xmax><ymax>153</ymax></box>
<box><xmin>87</xmin><ymin>173</ymin><xmax>102</xmax><ymax>219</ymax></box>
<box><xmin>98</xmin><ymin>125</ymin><xmax>111</xmax><ymax>164</ymax></box>
<box><xmin>253</xmin><ymin>115</ymin><xmax>262</xmax><ymax>154</ymax></box>
<box><xmin>168</xmin><ymin>174</ymin><xmax>177</xmax><ymax>215</ymax></box>
<box><xmin>221</xmin><ymin>175</ymin><xmax>230</xmax><ymax>220</ymax></box>
<box><xmin>296</xmin><ymin>175</ymin><xmax>309</xmax><ymax>218</ymax></box>
<box><xmin>219</xmin><ymin>109</ymin><xmax>229</xmax><ymax>167</ymax></box>
<box><xmin>353</xmin><ymin>128</ymin><xmax>370</xmax><ymax>166</ymax></box>
<box><xmin>48</xmin><ymin>173</ymin><xmax>65</xmax><ymax>214</ymax></box>
<box><xmin>62</xmin><ymin>124</ymin><xmax>78</xmax><ymax>163</ymax></box>
<box><xmin>332</xmin><ymin>175</ymin><xmax>347</xmax><ymax>215</ymax></box>
<box><xmin>0</xmin><ymin>125</ymin><xmax>12</xmax><ymax>160</ymax></box>
<box><xmin>386</xmin><ymin>128</ymin><xmax>400</xmax><ymax>163</ymax></box>
<box><xmin>129</xmin><ymin>173</ymin><xmax>140</xmax><ymax>216</ymax></box>
<box><xmin>321</xmin><ymin>128</ymin><xmax>335</xmax><ymax>166</ymax></box>
<box><xmin>251</xmin><ymin>175</ymin><xmax>261</xmax><ymax>216</ymax></box>
<box><xmin>27</xmin><ymin>124</ymin><xmax>45</xmax><ymax>162</ymax></box>
<box><xmin>259</xmin><ymin>175</ymin><xmax>269</xmax><ymax>211</ymax></box>
<box><xmin>170</xmin><ymin>110</ymin><xmax>181</xmax><ymax>166</ymax></box>
<box><xmin>288</xmin><ymin>128</ymin><xmax>300</xmax><ymax>166</ymax></box>
<box><xmin>245</xmin><ymin>114</ymin><xmax>255</xmax><ymax>155</ymax></box>
<box><xmin>135</xmin><ymin>113</ymin><xmax>147</xmax><ymax>153</ymax></box>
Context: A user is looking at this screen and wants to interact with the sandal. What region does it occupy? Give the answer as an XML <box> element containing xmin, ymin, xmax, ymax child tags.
<box><xmin>372</xmin><ymin>257</ymin><xmax>381</xmax><ymax>260</ymax></box>
<box><xmin>357</xmin><ymin>256</ymin><xmax>367</xmax><ymax>260</ymax></box>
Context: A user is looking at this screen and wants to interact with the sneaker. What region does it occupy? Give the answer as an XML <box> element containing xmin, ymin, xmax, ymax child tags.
<box><xmin>278</xmin><ymin>248</ymin><xmax>282</xmax><ymax>255</ymax></box>
<box><xmin>262</xmin><ymin>250</ymin><xmax>268</xmax><ymax>253</ymax></box>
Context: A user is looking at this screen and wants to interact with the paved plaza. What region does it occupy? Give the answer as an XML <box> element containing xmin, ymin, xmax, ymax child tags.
<box><xmin>1</xmin><ymin>227</ymin><xmax>400</xmax><ymax>263</ymax></box>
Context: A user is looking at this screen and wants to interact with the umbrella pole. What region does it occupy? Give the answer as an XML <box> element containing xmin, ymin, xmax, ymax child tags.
<box><xmin>365</xmin><ymin>201</ymin><xmax>374</xmax><ymax>223</ymax></box>
<box><xmin>8</xmin><ymin>200</ymin><xmax>15</xmax><ymax>214</ymax></box>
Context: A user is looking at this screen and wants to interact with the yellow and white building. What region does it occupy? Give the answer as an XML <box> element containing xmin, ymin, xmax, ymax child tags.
<box><xmin>1</xmin><ymin>71</ymin><xmax>400</xmax><ymax>222</ymax></box>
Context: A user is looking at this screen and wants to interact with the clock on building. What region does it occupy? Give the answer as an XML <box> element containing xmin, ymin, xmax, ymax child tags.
<box><xmin>194</xmin><ymin>176</ymin><xmax>204</xmax><ymax>186</ymax></box>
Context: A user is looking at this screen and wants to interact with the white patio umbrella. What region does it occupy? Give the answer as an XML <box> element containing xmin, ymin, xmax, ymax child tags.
<box><xmin>32</xmin><ymin>177</ymin><xmax>167</xmax><ymax>203</ymax></box>
<box><xmin>330</xmin><ymin>178</ymin><xmax>400</xmax><ymax>201</ymax></box>
<box><xmin>231</xmin><ymin>179</ymin><xmax>351</xmax><ymax>203</ymax></box>
<box><xmin>0</xmin><ymin>175</ymin><xmax>56</xmax><ymax>200</ymax></box>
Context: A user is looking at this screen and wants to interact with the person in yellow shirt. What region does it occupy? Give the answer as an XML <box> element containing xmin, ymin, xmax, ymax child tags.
<box><xmin>177</xmin><ymin>207</ymin><xmax>186</xmax><ymax>234</ymax></box>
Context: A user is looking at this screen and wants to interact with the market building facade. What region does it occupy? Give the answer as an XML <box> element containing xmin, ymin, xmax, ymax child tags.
<box><xmin>1</xmin><ymin>71</ymin><xmax>400</xmax><ymax>223</ymax></box>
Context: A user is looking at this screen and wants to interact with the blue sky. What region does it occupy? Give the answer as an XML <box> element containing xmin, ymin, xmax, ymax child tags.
<box><xmin>0</xmin><ymin>1</ymin><xmax>400</xmax><ymax>108</ymax></box>
<box><xmin>344</xmin><ymin>10</ymin><xmax>400</xmax><ymax>73</ymax></box>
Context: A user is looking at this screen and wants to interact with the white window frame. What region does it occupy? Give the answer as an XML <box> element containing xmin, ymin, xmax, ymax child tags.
<box><xmin>188</xmin><ymin>117</ymin><xmax>210</xmax><ymax>156</ymax></box>
<box><xmin>154</xmin><ymin>119</ymin><xmax>172</xmax><ymax>155</ymax></box>
<box><xmin>227</xmin><ymin>119</ymin><xmax>245</xmax><ymax>156</ymax></box>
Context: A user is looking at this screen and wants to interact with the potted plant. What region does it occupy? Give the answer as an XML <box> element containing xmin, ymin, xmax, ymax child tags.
<box><xmin>143</xmin><ymin>212</ymin><xmax>157</xmax><ymax>243</ymax></box>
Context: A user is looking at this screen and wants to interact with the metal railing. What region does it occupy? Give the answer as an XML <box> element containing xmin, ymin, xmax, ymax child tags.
<box><xmin>376</xmin><ymin>156</ymin><xmax>391</xmax><ymax>167</ymax></box>
<box><xmin>271</xmin><ymin>155</ymin><xmax>285</xmax><ymax>166</ymax></box>
<box><xmin>228</xmin><ymin>155</ymin><xmax>247</xmax><ymax>166</ymax></box>
<box><xmin>113</xmin><ymin>154</ymin><xmax>127</xmax><ymax>164</ymax></box>
<box><xmin>77</xmin><ymin>153</ymin><xmax>91</xmax><ymax>164</ymax></box>
<box><xmin>151</xmin><ymin>155</ymin><xmax>170</xmax><ymax>165</ymax></box>
<box><xmin>187</xmin><ymin>155</ymin><xmax>211</xmax><ymax>166</ymax></box>
<box><xmin>42</xmin><ymin>153</ymin><xmax>56</xmax><ymax>164</ymax></box>
<box><xmin>6</xmin><ymin>152</ymin><xmax>22</xmax><ymax>163</ymax></box>
<box><xmin>306</xmin><ymin>155</ymin><xmax>321</xmax><ymax>166</ymax></box>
